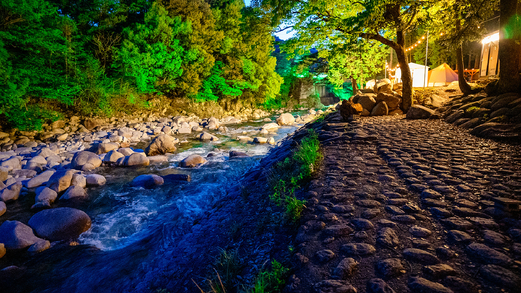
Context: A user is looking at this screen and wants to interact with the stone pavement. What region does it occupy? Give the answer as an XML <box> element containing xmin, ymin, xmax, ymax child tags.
<box><xmin>287</xmin><ymin>113</ymin><xmax>521</xmax><ymax>293</ymax></box>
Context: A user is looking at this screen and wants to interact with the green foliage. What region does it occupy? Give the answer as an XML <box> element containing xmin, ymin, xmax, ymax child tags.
<box><xmin>251</xmin><ymin>260</ymin><xmax>289</xmax><ymax>293</ymax></box>
<box><xmin>268</xmin><ymin>129</ymin><xmax>322</xmax><ymax>222</ymax></box>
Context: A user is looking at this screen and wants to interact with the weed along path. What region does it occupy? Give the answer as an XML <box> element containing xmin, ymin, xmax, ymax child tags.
<box><xmin>287</xmin><ymin>113</ymin><xmax>521</xmax><ymax>293</ymax></box>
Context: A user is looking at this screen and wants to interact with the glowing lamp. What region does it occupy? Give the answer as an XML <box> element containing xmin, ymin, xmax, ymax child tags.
<box><xmin>481</xmin><ymin>32</ymin><xmax>499</xmax><ymax>44</ymax></box>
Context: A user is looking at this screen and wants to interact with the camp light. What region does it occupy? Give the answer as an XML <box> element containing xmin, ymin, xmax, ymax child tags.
<box><xmin>481</xmin><ymin>32</ymin><xmax>499</xmax><ymax>44</ymax></box>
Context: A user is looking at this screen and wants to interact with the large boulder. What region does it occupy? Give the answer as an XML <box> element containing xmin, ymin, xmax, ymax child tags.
<box><xmin>406</xmin><ymin>105</ymin><xmax>435</xmax><ymax>119</ymax></box>
<box><xmin>0</xmin><ymin>182</ymin><xmax>22</xmax><ymax>202</ymax></box>
<box><xmin>0</xmin><ymin>221</ymin><xmax>43</xmax><ymax>250</ymax></box>
<box><xmin>131</xmin><ymin>174</ymin><xmax>164</xmax><ymax>189</ymax></box>
<box><xmin>35</xmin><ymin>187</ymin><xmax>58</xmax><ymax>204</ymax></box>
<box><xmin>71</xmin><ymin>151</ymin><xmax>102</xmax><ymax>170</ymax></box>
<box><xmin>28</xmin><ymin>207</ymin><xmax>91</xmax><ymax>241</ymax></box>
<box><xmin>180</xmin><ymin>154</ymin><xmax>207</xmax><ymax>168</ymax></box>
<box><xmin>71</xmin><ymin>173</ymin><xmax>87</xmax><ymax>188</ymax></box>
<box><xmin>339</xmin><ymin>100</ymin><xmax>363</xmax><ymax>121</ymax></box>
<box><xmin>261</xmin><ymin>123</ymin><xmax>279</xmax><ymax>132</ymax></box>
<box><xmin>123</xmin><ymin>153</ymin><xmax>150</xmax><ymax>167</ymax></box>
<box><xmin>97</xmin><ymin>142</ymin><xmax>119</xmax><ymax>154</ymax></box>
<box><xmin>0</xmin><ymin>157</ymin><xmax>21</xmax><ymax>172</ymax></box>
<box><xmin>276</xmin><ymin>113</ymin><xmax>295</xmax><ymax>126</ymax></box>
<box><xmin>145</xmin><ymin>134</ymin><xmax>177</xmax><ymax>156</ymax></box>
<box><xmin>26</xmin><ymin>170</ymin><xmax>56</xmax><ymax>189</ymax></box>
<box><xmin>371</xmin><ymin>102</ymin><xmax>389</xmax><ymax>116</ymax></box>
<box><xmin>376</xmin><ymin>92</ymin><xmax>401</xmax><ymax>110</ymax></box>
<box><xmin>47</xmin><ymin>169</ymin><xmax>76</xmax><ymax>193</ymax></box>
<box><xmin>60</xmin><ymin>185</ymin><xmax>87</xmax><ymax>200</ymax></box>
<box><xmin>357</xmin><ymin>95</ymin><xmax>377</xmax><ymax>112</ymax></box>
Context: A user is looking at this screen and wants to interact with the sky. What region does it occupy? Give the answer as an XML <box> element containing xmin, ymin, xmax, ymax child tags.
<box><xmin>243</xmin><ymin>0</ymin><xmax>296</xmax><ymax>40</ymax></box>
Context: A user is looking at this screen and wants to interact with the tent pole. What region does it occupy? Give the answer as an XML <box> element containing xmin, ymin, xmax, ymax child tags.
<box><xmin>424</xmin><ymin>31</ymin><xmax>429</xmax><ymax>88</ymax></box>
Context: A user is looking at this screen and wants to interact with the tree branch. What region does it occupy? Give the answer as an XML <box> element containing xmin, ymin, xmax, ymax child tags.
<box><xmin>360</xmin><ymin>33</ymin><xmax>398</xmax><ymax>49</ymax></box>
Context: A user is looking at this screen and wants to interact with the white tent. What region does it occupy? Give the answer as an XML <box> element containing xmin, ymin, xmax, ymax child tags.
<box><xmin>428</xmin><ymin>63</ymin><xmax>458</xmax><ymax>86</ymax></box>
<box><xmin>395</xmin><ymin>63</ymin><xmax>430</xmax><ymax>88</ymax></box>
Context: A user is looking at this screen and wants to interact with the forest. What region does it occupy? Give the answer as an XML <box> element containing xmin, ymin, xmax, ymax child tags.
<box><xmin>0</xmin><ymin>0</ymin><xmax>286</xmax><ymax>130</ymax></box>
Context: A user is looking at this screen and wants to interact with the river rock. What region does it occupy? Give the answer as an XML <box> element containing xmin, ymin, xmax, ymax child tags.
<box><xmin>131</xmin><ymin>174</ymin><xmax>164</xmax><ymax>188</ymax></box>
<box><xmin>262</xmin><ymin>123</ymin><xmax>279</xmax><ymax>131</ymax></box>
<box><xmin>376</xmin><ymin>258</ymin><xmax>405</xmax><ymax>278</ymax></box>
<box><xmin>148</xmin><ymin>155</ymin><xmax>168</xmax><ymax>164</ymax></box>
<box><xmin>71</xmin><ymin>173</ymin><xmax>87</xmax><ymax>188</ymax></box>
<box><xmin>339</xmin><ymin>100</ymin><xmax>363</xmax><ymax>120</ymax></box>
<box><xmin>367</xmin><ymin>278</ymin><xmax>395</xmax><ymax>293</ymax></box>
<box><xmin>333</xmin><ymin>257</ymin><xmax>358</xmax><ymax>279</ymax></box>
<box><xmin>0</xmin><ymin>243</ymin><xmax>5</xmax><ymax>258</ymax></box>
<box><xmin>357</xmin><ymin>95</ymin><xmax>377</xmax><ymax>112</ymax></box>
<box><xmin>314</xmin><ymin>280</ymin><xmax>357</xmax><ymax>293</ymax></box>
<box><xmin>118</xmin><ymin>148</ymin><xmax>134</xmax><ymax>156</ymax></box>
<box><xmin>403</xmin><ymin>248</ymin><xmax>440</xmax><ymax>265</ymax></box>
<box><xmin>97</xmin><ymin>142</ymin><xmax>119</xmax><ymax>154</ymax></box>
<box><xmin>0</xmin><ymin>166</ymin><xmax>7</xmax><ymax>182</ymax></box>
<box><xmin>103</xmin><ymin>150</ymin><xmax>124</xmax><ymax>164</ymax></box>
<box><xmin>376</xmin><ymin>92</ymin><xmax>401</xmax><ymax>110</ymax></box>
<box><xmin>480</xmin><ymin>264</ymin><xmax>521</xmax><ymax>289</ymax></box>
<box><xmin>123</xmin><ymin>153</ymin><xmax>150</xmax><ymax>167</ymax></box>
<box><xmin>47</xmin><ymin>169</ymin><xmax>75</xmax><ymax>193</ymax></box>
<box><xmin>145</xmin><ymin>134</ymin><xmax>177</xmax><ymax>156</ymax></box>
<box><xmin>0</xmin><ymin>201</ymin><xmax>5</xmax><ymax>217</ymax></box>
<box><xmin>60</xmin><ymin>185</ymin><xmax>87</xmax><ymax>200</ymax></box>
<box><xmin>0</xmin><ymin>221</ymin><xmax>42</xmax><ymax>250</ymax></box>
<box><xmin>35</xmin><ymin>187</ymin><xmax>58</xmax><ymax>203</ymax></box>
<box><xmin>466</xmin><ymin>243</ymin><xmax>512</xmax><ymax>266</ymax></box>
<box><xmin>180</xmin><ymin>154</ymin><xmax>207</xmax><ymax>168</ymax></box>
<box><xmin>254</xmin><ymin>137</ymin><xmax>268</xmax><ymax>144</ymax></box>
<box><xmin>276</xmin><ymin>113</ymin><xmax>295</xmax><ymax>125</ymax></box>
<box><xmin>0</xmin><ymin>182</ymin><xmax>22</xmax><ymax>202</ymax></box>
<box><xmin>377</xmin><ymin>227</ymin><xmax>400</xmax><ymax>247</ymax></box>
<box><xmin>28</xmin><ymin>207</ymin><xmax>91</xmax><ymax>241</ymax></box>
<box><xmin>199</xmin><ymin>132</ymin><xmax>218</xmax><ymax>141</ymax></box>
<box><xmin>86</xmin><ymin>174</ymin><xmax>106</xmax><ymax>186</ymax></box>
<box><xmin>229</xmin><ymin>151</ymin><xmax>249</xmax><ymax>158</ymax></box>
<box><xmin>0</xmin><ymin>157</ymin><xmax>21</xmax><ymax>171</ymax></box>
<box><xmin>71</xmin><ymin>151</ymin><xmax>102</xmax><ymax>170</ymax></box>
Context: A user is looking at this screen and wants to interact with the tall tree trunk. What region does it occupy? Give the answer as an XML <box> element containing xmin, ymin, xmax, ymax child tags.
<box><xmin>351</xmin><ymin>77</ymin><xmax>359</xmax><ymax>95</ymax></box>
<box><xmin>456</xmin><ymin>44</ymin><xmax>473</xmax><ymax>95</ymax></box>
<box><xmin>498</xmin><ymin>0</ymin><xmax>521</xmax><ymax>93</ymax></box>
<box><xmin>396</xmin><ymin>29</ymin><xmax>413</xmax><ymax>112</ymax></box>
<box><xmin>455</xmin><ymin>19</ymin><xmax>473</xmax><ymax>95</ymax></box>
<box><xmin>474</xmin><ymin>51</ymin><xmax>480</xmax><ymax>70</ymax></box>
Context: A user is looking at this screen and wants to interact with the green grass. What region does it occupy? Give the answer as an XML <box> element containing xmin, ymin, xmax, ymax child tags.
<box><xmin>268</xmin><ymin>129</ymin><xmax>322</xmax><ymax>222</ymax></box>
<box><xmin>251</xmin><ymin>260</ymin><xmax>289</xmax><ymax>293</ymax></box>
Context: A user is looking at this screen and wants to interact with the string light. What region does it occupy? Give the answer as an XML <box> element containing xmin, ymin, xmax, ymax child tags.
<box><xmin>404</xmin><ymin>33</ymin><xmax>444</xmax><ymax>52</ymax></box>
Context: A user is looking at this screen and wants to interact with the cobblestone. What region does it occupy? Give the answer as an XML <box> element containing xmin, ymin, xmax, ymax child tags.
<box><xmin>288</xmin><ymin>114</ymin><xmax>521</xmax><ymax>293</ymax></box>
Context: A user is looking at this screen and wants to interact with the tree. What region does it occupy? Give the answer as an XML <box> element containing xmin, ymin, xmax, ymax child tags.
<box><xmin>498</xmin><ymin>0</ymin><xmax>521</xmax><ymax>93</ymax></box>
<box><xmin>257</xmin><ymin>0</ymin><xmax>444</xmax><ymax>112</ymax></box>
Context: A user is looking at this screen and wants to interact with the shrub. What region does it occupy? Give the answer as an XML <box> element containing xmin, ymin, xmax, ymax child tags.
<box><xmin>251</xmin><ymin>260</ymin><xmax>289</xmax><ymax>293</ymax></box>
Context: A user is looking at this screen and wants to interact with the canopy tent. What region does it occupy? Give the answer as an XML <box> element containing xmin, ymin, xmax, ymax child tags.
<box><xmin>395</xmin><ymin>63</ymin><xmax>429</xmax><ymax>88</ymax></box>
<box><xmin>428</xmin><ymin>63</ymin><xmax>458</xmax><ymax>86</ymax></box>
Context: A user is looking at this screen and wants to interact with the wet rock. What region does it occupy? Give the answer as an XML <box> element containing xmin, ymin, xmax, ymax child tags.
<box><xmin>180</xmin><ymin>154</ymin><xmax>207</xmax><ymax>168</ymax></box>
<box><xmin>131</xmin><ymin>174</ymin><xmax>164</xmax><ymax>189</ymax></box>
<box><xmin>403</xmin><ymin>248</ymin><xmax>440</xmax><ymax>265</ymax></box>
<box><xmin>333</xmin><ymin>257</ymin><xmax>358</xmax><ymax>279</ymax></box>
<box><xmin>466</xmin><ymin>243</ymin><xmax>511</xmax><ymax>266</ymax></box>
<box><xmin>86</xmin><ymin>174</ymin><xmax>106</xmax><ymax>186</ymax></box>
<box><xmin>377</xmin><ymin>227</ymin><xmax>400</xmax><ymax>247</ymax></box>
<box><xmin>423</xmin><ymin>264</ymin><xmax>456</xmax><ymax>279</ymax></box>
<box><xmin>0</xmin><ymin>221</ymin><xmax>42</xmax><ymax>249</ymax></box>
<box><xmin>28</xmin><ymin>239</ymin><xmax>51</xmax><ymax>254</ymax></box>
<box><xmin>0</xmin><ymin>182</ymin><xmax>22</xmax><ymax>202</ymax></box>
<box><xmin>367</xmin><ymin>278</ymin><xmax>395</xmax><ymax>293</ymax></box>
<box><xmin>316</xmin><ymin>249</ymin><xmax>335</xmax><ymax>263</ymax></box>
<box><xmin>229</xmin><ymin>151</ymin><xmax>249</xmax><ymax>158</ymax></box>
<box><xmin>253</xmin><ymin>137</ymin><xmax>267</xmax><ymax>144</ymax></box>
<box><xmin>376</xmin><ymin>258</ymin><xmax>405</xmax><ymax>278</ymax></box>
<box><xmin>480</xmin><ymin>264</ymin><xmax>521</xmax><ymax>289</ymax></box>
<box><xmin>409</xmin><ymin>226</ymin><xmax>432</xmax><ymax>238</ymax></box>
<box><xmin>148</xmin><ymin>155</ymin><xmax>168</xmax><ymax>164</ymax></box>
<box><xmin>314</xmin><ymin>280</ymin><xmax>357</xmax><ymax>293</ymax></box>
<box><xmin>28</xmin><ymin>207</ymin><xmax>91</xmax><ymax>241</ymax></box>
<box><xmin>162</xmin><ymin>174</ymin><xmax>191</xmax><ymax>183</ymax></box>
<box><xmin>199</xmin><ymin>132</ymin><xmax>219</xmax><ymax>141</ymax></box>
<box><xmin>71</xmin><ymin>151</ymin><xmax>102</xmax><ymax>170</ymax></box>
<box><xmin>448</xmin><ymin>230</ymin><xmax>473</xmax><ymax>244</ymax></box>
<box><xmin>408</xmin><ymin>277</ymin><xmax>453</xmax><ymax>293</ymax></box>
<box><xmin>406</xmin><ymin>105</ymin><xmax>435</xmax><ymax>119</ymax></box>
<box><xmin>60</xmin><ymin>185</ymin><xmax>87</xmax><ymax>200</ymax></box>
<box><xmin>341</xmin><ymin>243</ymin><xmax>376</xmax><ymax>256</ymax></box>
<box><xmin>276</xmin><ymin>113</ymin><xmax>295</xmax><ymax>125</ymax></box>
<box><xmin>145</xmin><ymin>134</ymin><xmax>177</xmax><ymax>156</ymax></box>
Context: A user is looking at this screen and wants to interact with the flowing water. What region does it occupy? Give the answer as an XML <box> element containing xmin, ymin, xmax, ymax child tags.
<box><xmin>1</xmin><ymin>116</ymin><xmax>303</xmax><ymax>293</ymax></box>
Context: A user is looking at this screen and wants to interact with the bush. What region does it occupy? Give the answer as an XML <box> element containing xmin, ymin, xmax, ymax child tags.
<box><xmin>251</xmin><ymin>260</ymin><xmax>289</xmax><ymax>293</ymax></box>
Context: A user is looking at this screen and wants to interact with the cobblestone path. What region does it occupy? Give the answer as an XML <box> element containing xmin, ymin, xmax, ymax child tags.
<box><xmin>288</xmin><ymin>114</ymin><xmax>521</xmax><ymax>293</ymax></box>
